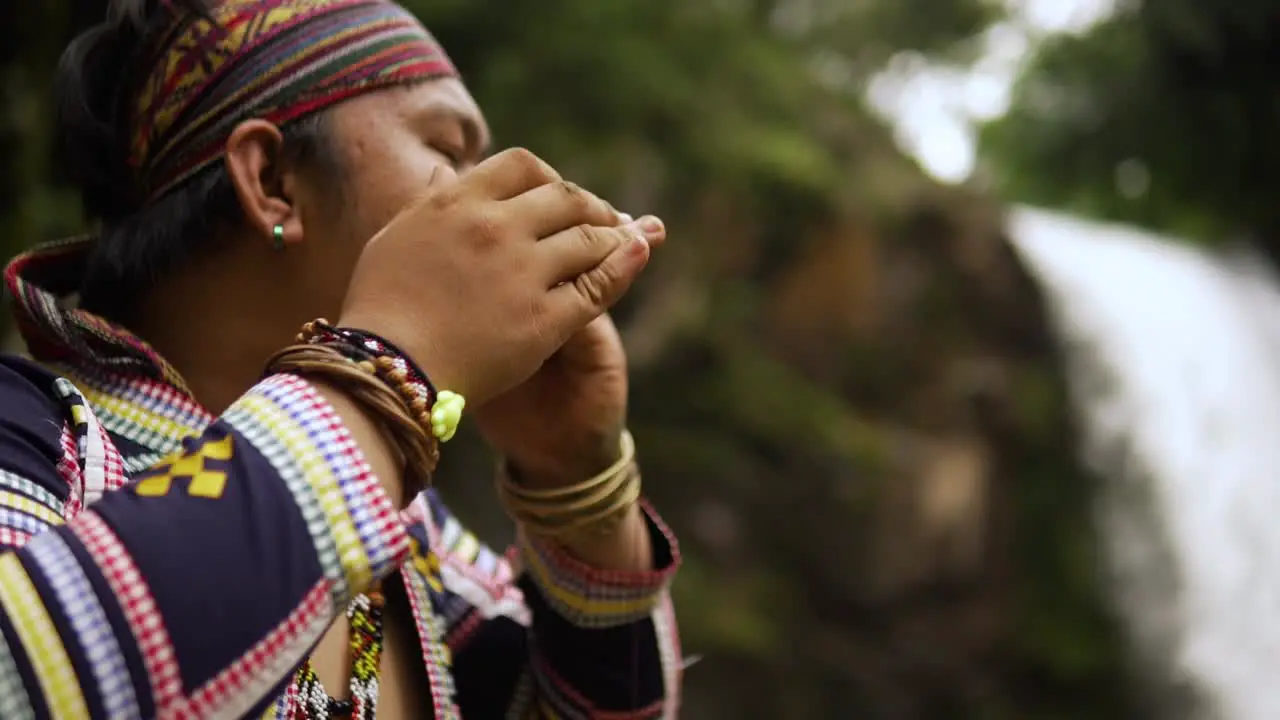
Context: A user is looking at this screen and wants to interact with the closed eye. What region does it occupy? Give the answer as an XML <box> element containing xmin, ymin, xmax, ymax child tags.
<box><xmin>412</xmin><ymin>98</ymin><xmax>489</xmax><ymax>169</ymax></box>
<box><xmin>430</xmin><ymin>142</ymin><xmax>466</xmax><ymax>168</ymax></box>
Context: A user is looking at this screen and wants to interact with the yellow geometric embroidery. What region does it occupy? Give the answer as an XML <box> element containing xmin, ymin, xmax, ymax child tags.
<box><xmin>134</xmin><ymin>435</ymin><xmax>234</xmax><ymax>500</ymax></box>
<box><xmin>409</xmin><ymin>541</ymin><xmax>444</xmax><ymax>594</ymax></box>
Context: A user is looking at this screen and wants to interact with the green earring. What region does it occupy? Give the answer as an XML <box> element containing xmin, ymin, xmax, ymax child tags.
<box><xmin>271</xmin><ymin>224</ymin><xmax>285</xmax><ymax>251</ymax></box>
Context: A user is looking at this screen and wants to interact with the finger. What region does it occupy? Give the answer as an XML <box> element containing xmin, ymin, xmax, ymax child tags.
<box><xmin>606</xmin><ymin>200</ymin><xmax>632</xmax><ymax>223</ymax></box>
<box><xmin>545</xmin><ymin>230</ymin><xmax>652</xmax><ymax>329</ymax></box>
<box><xmin>462</xmin><ymin>147</ymin><xmax>561</xmax><ymax>200</ymax></box>
<box><xmin>538</xmin><ymin>224</ymin><xmax>639</xmax><ymax>285</ymax></box>
<box><xmin>632</xmin><ymin>215</ymin><xmax>666</xmax><ymax>250</ymax></box>
<box><xmin>506</xmin><ymin>180</ymin><xmax>623</xmax><ymax>239</ymax></box>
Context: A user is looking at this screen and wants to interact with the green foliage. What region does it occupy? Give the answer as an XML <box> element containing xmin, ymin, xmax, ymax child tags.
<box><xmin>410</xmin><ymin>0</ymin><xmax>996</xmax><ymax>209</ymax></box>
<box><xmin>1</xmin><ymin>0</ymin><xmax>1141</xmax><ymax>716</ymax></box>
<box><xmin>981</xmin><ymin>0</ymin><xmax>1280</xmax><ymax>247</ymax></box>
<box><xmin>0</xmin><ymin>2</ymin><xmax>89</xmax><ymax>265</ymax></box>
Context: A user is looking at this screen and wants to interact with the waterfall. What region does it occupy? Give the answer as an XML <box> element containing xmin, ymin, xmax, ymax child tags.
<box><xmin>1007</xmin><ymin>206</ymin><xmax>1280</xmax><ymax>720</ymax></box>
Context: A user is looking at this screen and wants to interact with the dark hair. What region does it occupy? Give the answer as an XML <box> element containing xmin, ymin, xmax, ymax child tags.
<box><xmin>56</xmin><ymin>0</ymin><xmax>339</xmax><ymax>321</ymax></box>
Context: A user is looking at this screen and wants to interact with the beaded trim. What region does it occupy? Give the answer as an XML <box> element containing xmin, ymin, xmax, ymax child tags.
<box><xmin>292</xmin><ymin>590</ymin><xmax>384</xmax><ymax>720</ymax></box>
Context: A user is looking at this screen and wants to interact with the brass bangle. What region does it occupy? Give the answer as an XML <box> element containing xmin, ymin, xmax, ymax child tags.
<box><xmin>499</xmin><ymin>430</ymin><xmax>635</xmax><ymax>501</ymax></box>
<box><xmin>505</xmin><ymin>467</ymin><xmax>641</xmax><ymax>541</ymax></box>
<box><xmin>496</xmin><ymin>430</ymin><xmax>641</xmax><ymax>539</ymax></box>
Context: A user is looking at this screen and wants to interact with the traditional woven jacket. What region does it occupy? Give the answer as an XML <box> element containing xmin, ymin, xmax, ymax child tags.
<box><xmin>0</xmin><ymin>239</ymin><xmax>683</xmax><ymax>718</ymax></box>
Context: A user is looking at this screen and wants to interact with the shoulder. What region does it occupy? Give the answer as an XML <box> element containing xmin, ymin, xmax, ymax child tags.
<box><xmin>0</xmin><ymin>353</ymin><xmax>75</xmax><ymax>469</ymax></box>
<box><xmin>0</xmin><ymin>354</ymin><xmax>68</xmax><ymax>417</ymax></box>
<box><xmin>0</xmin><ymin>353</ymin><xmax>64</xmax><ymax>393</ymax></box>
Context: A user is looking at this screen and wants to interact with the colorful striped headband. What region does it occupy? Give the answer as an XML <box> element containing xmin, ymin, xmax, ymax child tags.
<box><xmin>129</xmin><ymin>0</ymin><xmax>457</xmax><ymax>203</ymax></box>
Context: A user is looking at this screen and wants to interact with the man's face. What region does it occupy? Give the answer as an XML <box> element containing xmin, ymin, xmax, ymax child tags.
<box><xmin>287</xmin><ymin>77</ymin><xmax>491</xmax><ymax>315</ymax></box>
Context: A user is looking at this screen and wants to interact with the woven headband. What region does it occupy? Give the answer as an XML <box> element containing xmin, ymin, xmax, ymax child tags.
<box><xmin>128</xmin><ymin>0</ymin><xmax>456</xmax><ymax>202</ymax></box>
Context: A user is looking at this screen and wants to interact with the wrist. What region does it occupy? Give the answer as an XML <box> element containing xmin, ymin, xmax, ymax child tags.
<box><xmin>497</xmin><ymin>430</ymin><xmax>640</xmax><ymax>544</ymax></box>
<box><xmin>268</xmin><ymin>320</ymin><xmax>463</xmax><ymax>504</ymax></box>
<box><xmin>335</xmin><ymin>311</ymin><xmax>467</xmax><ymax>401</ymax></box>
<box><xmin>531</xmin><ymin>501</ymin><xmax>654</xmax><ymax>572</ymax></box>
<box><xmin>299</xmin><ymin>319</ymin><xmax>465</xmax><ymax>444</ymax></box>
<box><xmin>506</xmin><ymin>427</ymin><xmax>624</xmax><ymax>490</ymax></box>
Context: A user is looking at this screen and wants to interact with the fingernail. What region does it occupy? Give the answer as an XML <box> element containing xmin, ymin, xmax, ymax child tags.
<box><xmin>618</xmin><ymin>212</ymin><xmax>634</xmax><ymax>223</ymax></box>
<box><xmin>624</xmin><ymin>222</ymin><xmax>647</xmax><ymax>243</ymax></box>
<box><xmin>638</xmin><ymin>215</ymin><xmax>664</xmax><ymax>238</ymax></box>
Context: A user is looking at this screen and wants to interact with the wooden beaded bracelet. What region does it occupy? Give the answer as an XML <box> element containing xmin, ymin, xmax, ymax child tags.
<box><xmin>297</xmin><ymin>319</ymin><xmax>465</xmax><ymax>442</ymax></box>
<box><xmin>265</xmin><ymin>343</ymin><xmax>439</xmax><ymax>494</ymax></box>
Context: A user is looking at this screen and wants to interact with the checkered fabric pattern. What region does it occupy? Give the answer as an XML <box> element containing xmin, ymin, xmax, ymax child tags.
<box><xmin>0</xmin><ymin>345</ymin><xmax>686</xmax><ymax>718</ymax></box>
<box><xmin>0</xmin><ymin>23</ymin><xmax>684</xmax><ymax>698</ymax></box>
<box><xmin>25</xmin><ymin>532</ymin><xmax>141</xmax><ymax>719</ymax></box>
<box><xmin>519</xmin><ymin>501</ymin><xmax>679</xmax><ymax>629</ymax></box>
<box><xmin>72</xmin><ymin>512</ymin><xmax>186</xmax><ymax>714</ymax></box>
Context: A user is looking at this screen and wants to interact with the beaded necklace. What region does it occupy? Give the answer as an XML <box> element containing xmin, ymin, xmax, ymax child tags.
<box><xmin>292</xmin><ymin>590</ymin><xmax>385</xmax><ymax>719</ymax></box>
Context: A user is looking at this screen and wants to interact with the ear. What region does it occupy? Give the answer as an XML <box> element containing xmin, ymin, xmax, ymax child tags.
<box><xmin>223</xmin><ymin>119</ymin><xmax>303</xmax><ymax>248</ymax></box>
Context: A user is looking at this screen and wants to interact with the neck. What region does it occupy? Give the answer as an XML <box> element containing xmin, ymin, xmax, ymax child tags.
<box><xmin>126</xmin><ymin>248</ymin><xmax>302</xmax><ymax>415</ymax></box>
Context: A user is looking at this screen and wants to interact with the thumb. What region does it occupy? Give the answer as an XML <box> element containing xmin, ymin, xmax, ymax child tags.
<box><xmin>556</xmin><ymin>315</ymin><xmax>621</xmax><ymax>369</ymax></box>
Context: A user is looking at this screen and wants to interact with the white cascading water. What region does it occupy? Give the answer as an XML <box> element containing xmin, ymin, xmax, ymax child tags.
<box><xmin>1006</xmin><ymin>206</ymin><xmax>1280</xmax><ymax>720</ymax></box>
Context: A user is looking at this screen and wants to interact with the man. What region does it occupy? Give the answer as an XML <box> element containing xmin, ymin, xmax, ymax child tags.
<box><xmin>0</xmin><ymin>0</ymin><xmax>681</xmax><ymax>718</ymax></box>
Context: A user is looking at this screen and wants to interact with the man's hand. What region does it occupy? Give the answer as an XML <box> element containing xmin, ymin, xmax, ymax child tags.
<box><xmin>473</xmin><ymin>313</ymin><xmax>630</xmax><ymax>486</ymax></box>
<box><xmin>471</xmin><ymin>209</ymin><xmax>664</xmax><ymax>486</ymax></box>
<box><xmin>473</xmin><ymin>310</ymin><xmax>660</xmax><ymax>572</ymax></box>
<box><xmin>473</xmin><ymin>211</ymin><xmax>664</xmax><ymax>572</ymax></box>
<box><xmin>340</xmin><ymin>148</ymin><xmax>654</xmax><ymax>407</ymax></box>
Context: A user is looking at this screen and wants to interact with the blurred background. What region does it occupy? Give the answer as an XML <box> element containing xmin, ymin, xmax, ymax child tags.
<box><xmin>5</xmin><ymin>0</ymin><xmax>1280</xmax><ymax>717</ymax></box>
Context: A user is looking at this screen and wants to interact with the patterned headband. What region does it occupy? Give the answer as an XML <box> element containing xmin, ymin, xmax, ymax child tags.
<box><xmin>128</xmin><ymin>0</ymin><xmax>457</xmax><ymax>202</ymax></box>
